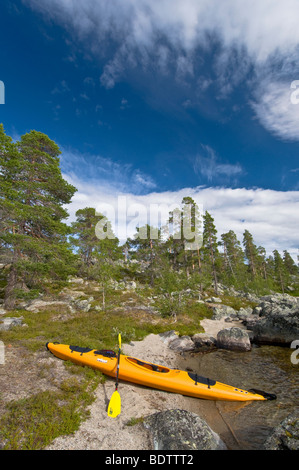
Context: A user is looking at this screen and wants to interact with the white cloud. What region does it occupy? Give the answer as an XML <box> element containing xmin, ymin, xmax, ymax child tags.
<box><xmin>60</xmin><ymin>146</ymin><xmax>157</xmax><ymax>197</ymax></box>
<box><xmin>193</xmin><ymin>145</ymin><xmax>243</xmax><ymax>182</ymax></box>
<box><xmin>251</xmin><ymin>81</ymin><xmax>299</xmax><ymax>141</ymax></box>
<box><xmin>24</xmin><ymin>1</ymin><xmax>299</xmax><ymax>67</ymax></box>
<box><xmin>63</xmin><ymin>171</ymin><xmax>299</xmax><ymax>260</ymax></box>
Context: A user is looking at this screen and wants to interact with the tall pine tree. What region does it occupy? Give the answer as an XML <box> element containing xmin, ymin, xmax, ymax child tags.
<box><xmin>203</xmin><ymin>211</ymin><xmax>220</xmax><ymax>294</ymax></box>
<box><xmin>242</xmin><ymin>229</ymin><xmax>259</xmax><ymax>278</ymax></box>
<box><xmin>220</xmin><ymin>230</ymin><xmax>245</xmax><ymax>283</ymax></box>
<box><xmin>0</xmin><ymin>125</ymin><xmax>77</xmax><ymax>309</ymax></box>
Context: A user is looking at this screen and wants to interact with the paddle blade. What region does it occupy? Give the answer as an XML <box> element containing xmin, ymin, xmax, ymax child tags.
<box><xmin>118</xmin><ymin>333</ymin><xmax>121</xmax><ymax>350</ymax></box>
<box><xmin>107</xmin><ymin>390</ymin><xmax>121</xmax><ymax>418</ymax></box>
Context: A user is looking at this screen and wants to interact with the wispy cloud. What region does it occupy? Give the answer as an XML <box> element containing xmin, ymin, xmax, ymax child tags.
<box><xmin>51</xmin><ymin>80</ymin><xmax>70</xmax><ymax>95</ymax></box>
<box><xmin>193</xmin><ymin>145</ymin><xmax>243</xmax><ymax>183</ymax></box>
<box><xmin>60</xmin><ymin>147</ymin><xmax>157</xmax><ymax>196</ymax></box>
<box><xmin>250</xmin><ymin>81</ymin><xmax>299</xmax><ymax>141</ymax></box>
<box><xmin>24</xmin><ymin>0</ymin><xmax>299</xmax><ymax>140</ymax></box>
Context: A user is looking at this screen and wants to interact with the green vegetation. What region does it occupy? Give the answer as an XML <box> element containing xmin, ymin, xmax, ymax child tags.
<box><xmin>0</xmin><ymin>369</ymin><xmax>103</xmax><ymax>450</ymax></box>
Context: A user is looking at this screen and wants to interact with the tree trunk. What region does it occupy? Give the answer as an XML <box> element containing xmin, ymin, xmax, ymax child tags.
<box><xmin>208</xmin><ymin>231</ymin><xmax>218</xmax><ymax>295</ymax></box>
<box><xmin>4</xmin><ymin>265</ymin><xmax>17</xmax><ymax>310</ymax></box>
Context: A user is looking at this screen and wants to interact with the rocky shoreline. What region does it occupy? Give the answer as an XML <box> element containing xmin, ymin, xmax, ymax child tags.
<box><xmin>140</xmin><ymin>291</ymin><xmax>299</xmax><ymax>450</ymax></box>
<box><xmin>161</xmin><ymin>292</ymin><xmax>299</xmax><ymax>354</ymax></box>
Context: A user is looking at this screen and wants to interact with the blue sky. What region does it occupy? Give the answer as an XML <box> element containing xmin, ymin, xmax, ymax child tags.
<box><xmin>0</xmin><ymin>0</ymin><xmax>299</xmax><ymax>258</ymax></box>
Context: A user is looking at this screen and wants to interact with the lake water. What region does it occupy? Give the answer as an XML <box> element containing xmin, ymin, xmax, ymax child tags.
<box><xmin>177</xmin><ymin>345</ymin><xmax>298</xmax><ymax>450</ymax></box>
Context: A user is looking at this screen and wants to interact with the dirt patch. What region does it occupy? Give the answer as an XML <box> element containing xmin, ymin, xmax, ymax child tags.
<box><xmin>0</xmin><ymin>345</ymin><xmax>72</xmax><ymax>416</ymax></box>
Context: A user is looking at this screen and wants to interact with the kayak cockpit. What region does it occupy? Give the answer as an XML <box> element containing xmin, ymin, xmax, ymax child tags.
<box><xmin>126</xmin><ymin>357</ymin><xmax>170</xmax><ymax>373</ymax></box>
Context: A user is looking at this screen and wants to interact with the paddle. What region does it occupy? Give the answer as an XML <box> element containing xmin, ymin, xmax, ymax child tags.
<box><xmin>107</xmin><ymin>333</ymin><xmax>122</xmax><ymax>418</ymax></box>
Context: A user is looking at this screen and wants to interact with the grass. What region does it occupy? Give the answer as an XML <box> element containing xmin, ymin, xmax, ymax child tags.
<box><xmin>0</xmin><ymin>375</ymin><xmax>100</xmax><ymax>450</ymax></box>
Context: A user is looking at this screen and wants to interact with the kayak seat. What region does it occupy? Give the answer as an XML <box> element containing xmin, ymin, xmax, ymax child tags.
<box><xmin>188</xmin><ymin>372</ymin><xmax>216</xmax><ymax>387</ymax></box>
<box><xmin>137</xmin><ymin>359</ymin><xmax>159</xmax><ymax>372</ymax></box>
<box><xmin>69</xmin><ymin>345</ymin><xmax>93</xmax><ymax>355</ymax></box>
<box><xmin>128</xmin><ymin>357</ymin><xmax>169</xmax><ymax>373</ymax></box>
<box><xmin>94</xmin><ymin>349</ymin><xmax>117</xmax><ymax>358</ymax></box>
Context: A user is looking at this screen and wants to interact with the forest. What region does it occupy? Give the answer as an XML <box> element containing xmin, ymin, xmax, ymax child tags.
<box><xmin>1</xmin><ymin>124</ymin><xmax>298</xmax><ymax>313</ymax></box>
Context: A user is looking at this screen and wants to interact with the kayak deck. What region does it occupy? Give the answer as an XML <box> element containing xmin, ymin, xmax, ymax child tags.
<box><xmin>46</xmin><ymin>342</ymin><xmax>276</xmax><ymax>402</ymax></box>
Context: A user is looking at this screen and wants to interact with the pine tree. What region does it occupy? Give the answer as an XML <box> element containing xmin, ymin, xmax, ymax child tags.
<box><xmin>180</xmin><ymin>197</ymin><xmax>202</xmax><ymax>276</ymax></box>
<box><xmin>283</xmin><ymin>250</ymin><xmax>298</xmax><ymax>275</ymax></box>
<box><xmin>242</xmin><ymin>229</ymin><xmax>259</xmax><ymax>278</ymax></box>
<box><xmin>70</xmin><ymin>207</ymin><xmax>121</xmax><ymax>278</ymax></box>
<box><xmin>220</xmin><ymin>230</ymin><xmax>245</xmax><ymax>283</ymax></box>
<box><xmin>166</xmin><ymin>197</ymin><xmax>202</xmax><ymax>277</ymax></box>
<box><xmin>126</xmin><ymin>224</ymin><xmax>162</xmax><ymax>286</ymax></box>
<box><xmin>257</xmin><ymin>246</ymin><xmax>268</xmax><ymax>280</ymax></box>
<box><xmin>202</xmin><ymin>211</ymin><xmax>220</xmax><ymax>294</ymax></box>
<box><xmin>0</xmin><ymin>125</ymin><xmax>77</xmax><ymax>309</ymax></box>
<box><xmin>273</xmin><ymin>249</ymin><xmax>286</xmax><ymax>293</ymax></box>
<box><xmin>166</xmin><ymin>206</ymin><xmax>184</xmax><ymax>270</ymax></box>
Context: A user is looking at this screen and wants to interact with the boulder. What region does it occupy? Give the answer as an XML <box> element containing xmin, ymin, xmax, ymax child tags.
<box><xmin>264</xmin><ymin>411</ymin><xmax>299</xmax><ymax>450</ymax></box>
<box><xmin>252</xmin><ymin>306</ymin><xmax>263</xmax><ymax>316</ymax></box>
<box><xmin>252</xmin><ymin>294</ymin><xmax>299</xmax><ymax>345</ymax></box>
<box><xmin>144</xmin><ymin>409</ymin><xmax>227</xmax><ymax>450</ymax></box>
<box><xmin>212</xmin><ymin>305</ymin><xmax>237</xmax><ymax>320</ymax></box>
<box><xmin>68</xmin><ymin>277</ymin><xmax>84</xmax><ymax>284</ymax></box>
<box><xmin>168</xmin><ymin>335</ymin><xmax>195</xmax><ymax>352</ymax></box>
<box><xmin>191</xmin><ymin>333</ymin><xmax>217</xmax><ymax>350</ymax></box>
<box><xmin>25</xmin><ymin>300</ymin><xmax>71</xmax><ymax>313</ymax></box>
<box><xmin>237</xmin><ymin>307</ymin><xmax>253</xmax><ymax>319</ymax></box>
<box><xmin>217</xmin><ymin>327</ymin><xmax>251</xmax><ymax>351</ymax></box>
<box><xmin>206</xmin><ymin>297</ymin><xmax>222</xmax><ymax>303</ymax></box>
<box><xmin>125</xmin><ymin>280</ymin><xmax>137</xmax><ymax>290</ymax></box>
<box><xmin>158</xmin><ymin>330</ymin><xmax>179</xmax><ymax>346</ymax></box>
<box><xmin>0</xmin><ymin>316</ymin><xmax>24</xmax><ymax>331</ymax></box>
<box><xmin>72</xmin><ymin>297</ymin><xmax>93</xmax><ymax>312</ymax></box>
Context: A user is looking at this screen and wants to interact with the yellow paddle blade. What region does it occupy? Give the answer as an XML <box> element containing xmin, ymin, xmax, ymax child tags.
<box><xmin>107</xmin><ymin>390</ymin><xmax>121</xmax><ymax>418</ymax></box>
<box><xmin>118</xmin><ymin>333</ymin><xmax>121</xmax><ymax>350</ymax></box>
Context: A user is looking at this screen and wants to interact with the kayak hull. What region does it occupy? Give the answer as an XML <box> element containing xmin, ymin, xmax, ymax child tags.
<box><xmin>46</xmin><ymin>342</ymin><xmax>276</xmax><ymax>402</ymax></box>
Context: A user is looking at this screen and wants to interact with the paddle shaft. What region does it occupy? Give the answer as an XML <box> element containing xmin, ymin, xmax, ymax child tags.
<box><xmin>115</xmin><ymin>334</ymin><xmax>121</xmax><ymax>391</ymax></box>
<box><xmin>107</xmin><ymin>334</ymin><xmax>122</xmax><ymax>417</ymax></box>
<box><xmin>115</xmin><ymin>347</ymin><xmax>120</xmax><ymax>390</ymax></box>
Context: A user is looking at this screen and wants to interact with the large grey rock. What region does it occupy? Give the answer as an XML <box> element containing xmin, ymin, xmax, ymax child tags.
<box><xmin>264</xmin><ymin>411</ymin><xmax>299</xmax><ymax>450</ymax></box>
<box><xmin>25</xmin><ymin>300</ymin><xmax>71</xmax><ymax>313</ymax></box>
<box><xmin>158</xmin><ymin>330</ymin><xmax>179</xmax><ymax>346</ymax></box>
<box><xmin>212</xmin><ymin>305</ymin><xmax>237</xmax><ymax>320</ymax></box>
<box><xmin>168</xmin><ymin>335</ymin><xmax>195</xmax><ymax>352</ymax></box>
<box><xmin>237</xmin><ymin>307</ymin><xmax>253</xmax><ymax>319</ymax></box>
<box><xmin>0</xmin><ymin>316</ymin><xmax>24</xmax><ymax>331</ymax></box>
<box><xmin>72</xmin><ymin>297</ymin><xmax>93</xmax><ymax>312</ymax></box>
<box><xmin>252</xmin><ymin>294</ymin><xmax>299</xmax><ymax>345</ymax></box>
<box><xmin>217</xmin><ymin>327</ymin><xmax>251</xmax><ymax>351</ymax></box>
<box><xmin>191</xmin><ymin>333</ymin><xmax>217</xmax><ymax>350</ymax></box>
<box><xmin>144</xmin><ymin>409</ymin><xmax>227</xmax><ymax>450</ymax></box>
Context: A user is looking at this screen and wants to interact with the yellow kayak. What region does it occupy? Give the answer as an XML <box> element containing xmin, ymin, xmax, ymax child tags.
<box><xmin>46</xmin><ymin>342</ymin><xmax>276</xmax><ymax>402</ymax></box>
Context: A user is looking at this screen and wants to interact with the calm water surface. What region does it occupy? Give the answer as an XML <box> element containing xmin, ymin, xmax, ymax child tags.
<box><xmin>178</xmin><ymin>345</ymin><xmax>298</xmax><ymax>450</ymax></box>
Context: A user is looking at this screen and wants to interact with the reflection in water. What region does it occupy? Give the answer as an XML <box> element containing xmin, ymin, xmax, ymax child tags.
<box><xmin>178</xmin><ymin>345</ymin><xmax>298</xmax><ymax>450</ymax></box>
